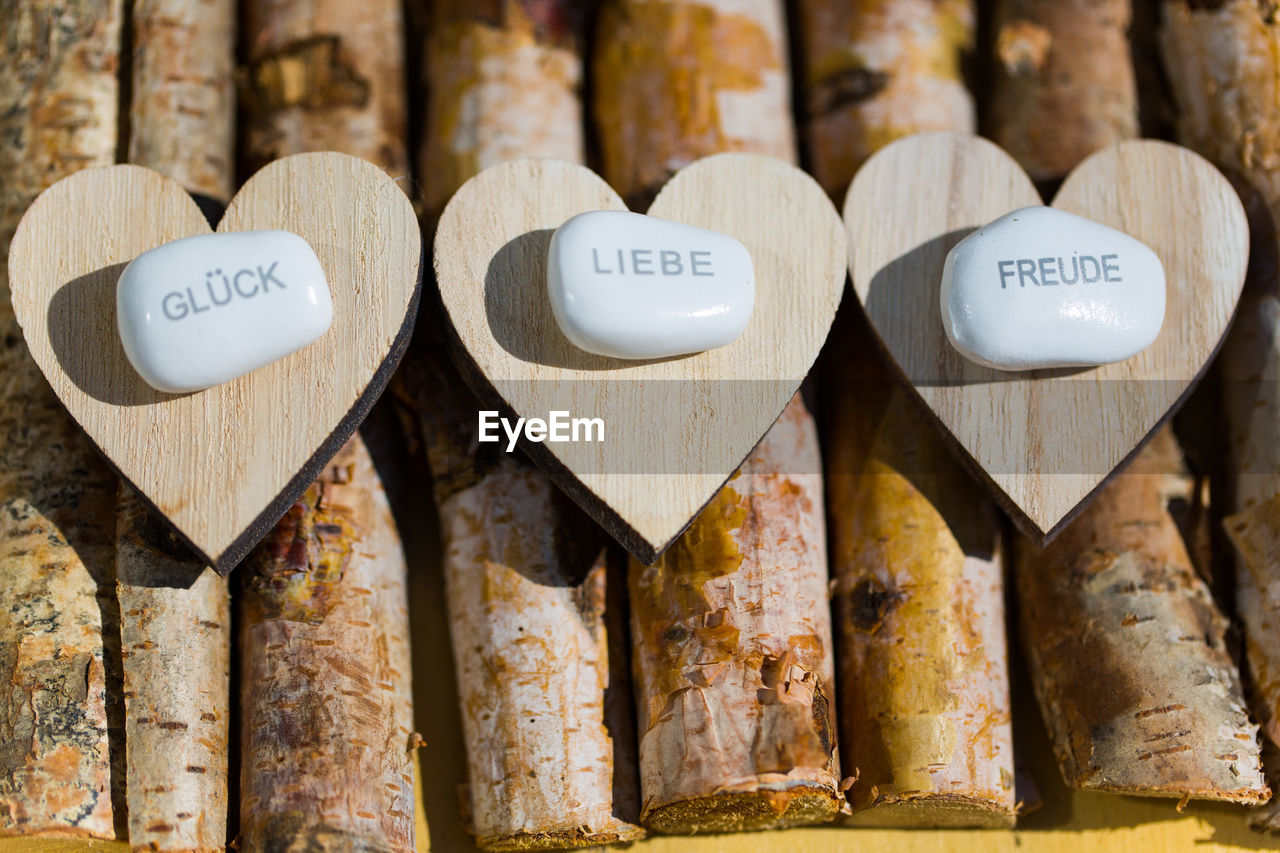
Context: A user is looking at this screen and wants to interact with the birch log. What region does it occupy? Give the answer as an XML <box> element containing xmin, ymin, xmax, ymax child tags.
<box><xmin>116</xmin><ymin>493</ymin><xmax>229</xmax><ymax>852</ymax></box>
<box><xmin>398</xmin><ymin>349</ymin><xmax>643</xmax><ymax>850</ymax></box>
<box><xmin>241</xmin><ymin>0</ymin><xmax>409</xmax><ymax>177</ymax></box>
<box><xmin>829</xmin><ymin>386</ymin><xmax>1016</xmax><ymax>826</ymax></box>
<box><xmin>237</xmin><ymin>2</ymin><xmax>415</xmax><ymax>849</ymax></box>
<box><xmin>1160</xmin><ymin>0</ymin><xmax>1280</xmax><ymax>828</ymax></box>
<box><xmin>420</xmin><ymin>0</ymin><xmax>585</xmax><ymax>220</ymax></box>
<box><xmin>628</xmin><ymin>395</ymin><xmax>842</xmax><ymax>833</ymax></box>
<box><xmin>1015</xmin><ymin>427</ymin><xmax>1268</xmax><ymax>803</ymax></box>
<box><xmin>793</xmin><ymin>0</ymin><xmax>974</xmax><ymax>198</ymax></box>
<box><xmin>987</xmin><ymin>0</ymin><xmax>1139</xmax><ymax>182</ymax></box>
<box><xmin>593</xmin><ymin>0</ymin><xmax>843</xmax><ymax>833</ymax></box>
<box><xmin>409</xmin><ymin>2</ymin><xmax>643</xmax><ymax>847</ymax></box>
<box><xmin>0</xmin><ymin>0</ymin><xmax>123</xmax><ymax>839</ymax></box>
<box><xmin>593</xmin><ymin>0</ymin><xmax>796</xmax><ymax>206</ymax></box>
<box><xmin>129</xmin><ymin>0</ymin><xmax>235</xmax><ymax>203</ymax></box>
<box><xmin>238</xmin><ymin>445</ymin><xmax>415</xmax><ymax>851</ymax></box>
<box><xmin>984</xmin><ymin>0</ymin><xmax>1263</xmax><ymax>804</ymax></box>
<box><xmin>120</xmin><ymin>3</ymin><xmax>235</xmax><ymax>849</ymax></box>
<box><xmin>794</xmin><ymin>0</ymin><xmax>1016</xmax><ymax>826</ymax></box>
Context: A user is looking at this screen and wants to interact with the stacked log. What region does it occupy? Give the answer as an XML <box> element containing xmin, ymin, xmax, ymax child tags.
<box><xmin>594</xmin><ymin>2</ymin><xmax>843</xmax><ymax>832</ymax></box>
<box><xmin>236</xmin><ymin>2</ymin><xmax>416</xmax><ymax>849</ymax></box>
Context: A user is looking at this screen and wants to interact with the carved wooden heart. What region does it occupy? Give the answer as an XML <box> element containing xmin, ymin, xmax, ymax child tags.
<box><xmin>845</xmin><ymin>133</ymin><xmax>1248</xmax><ymax>542</ymax></box>
<box><xmin>434</xmin><ymin>155</ymin><xmax>845</xmax><ymax>564</ymax></box>
<box><xmin>7</xmin><ymin>152</ymin><xmax>421</xmax><ymax>572</ymax></box>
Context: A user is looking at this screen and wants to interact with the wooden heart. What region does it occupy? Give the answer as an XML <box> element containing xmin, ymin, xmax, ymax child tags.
<box><xmin>434</xmin><ymin>155</ymin><xmax>845</xmax><ymax>564</ymax></box>
<box><xmin>845</xmin><ymin>132</ymin><xmax>1247</xmax><ymax>542</ymax></box>
<box><xmin>7</xmin><ymin>152</ymin><xmax>421</xmax><ymax>572</ymax></box>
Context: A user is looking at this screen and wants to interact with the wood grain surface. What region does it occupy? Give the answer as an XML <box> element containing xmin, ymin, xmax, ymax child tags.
<box><xmin>845</xmin><ymin>132</ymin><xmax>1248</xmax><ymax>543</ymax></box>
<box><xmin>5</xmin><ymin>152</ymin><xmax>421</xmax><ymax>571</ymax></box>
<box><xmin>434</xmin><ymin>154</ymin><xmax>844</xmax><ymax>563</ymax></box>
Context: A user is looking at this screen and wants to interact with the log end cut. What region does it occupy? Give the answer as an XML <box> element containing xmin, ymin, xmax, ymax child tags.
<box><xmin>479</xmin><ymin>823</ymin><xmax>645</xmax><ymax>851</ymax></box>
<box><xmin>846</xmin><ymin>795</ymin><xmax>1016</xmax><ymax>829</ymax></box>
<box><xmin>642</xmin><ymin>786</ymin><xmax>843</xmax><ymax>835</ymax></box>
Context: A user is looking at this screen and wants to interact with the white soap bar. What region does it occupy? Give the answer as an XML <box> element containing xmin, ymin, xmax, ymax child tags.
<box><xmin>547</xmin><ymin>210</ymin><xmax>754</xmax><ymax>359</ymax></box>
<box><xmin>940</xmin><ymin>206</ymin><xmax>1165</xmax><ymax>371</ymax></box>
<box><xmin>117</xmin><ymin>230</ymin><xmax>332</xmax><ymax>393</ymax></box>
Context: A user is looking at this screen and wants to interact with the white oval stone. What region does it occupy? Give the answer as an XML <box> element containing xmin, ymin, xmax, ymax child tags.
<box><xmin>117</xmin><ymin>230</ymin><xmax>332</xmax><ymax>393</ymax></box>
<box><xmin>940</xmin><ymin>206</ymin><xmax>1165</xmax><ymax>371</ymax></box>
<box><xmin>547</xmin><ymin>210</ymin><xmax>755</xmax><ymax>359</ymax></box>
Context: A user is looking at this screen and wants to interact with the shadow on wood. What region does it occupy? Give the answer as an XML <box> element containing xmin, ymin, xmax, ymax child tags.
<box><xmin>46</xmin><ymin>262</ymin><xmax>182</xmax><ymax>407</ymax></box>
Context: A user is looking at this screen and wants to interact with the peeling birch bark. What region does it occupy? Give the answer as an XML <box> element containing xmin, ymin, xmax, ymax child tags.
<box><xmin>793</xmin><ymin>0</ymin><xmax>975</xmax><ymax>198</ymax></box>
<box><xmin>592</xmin><ymin>0</ymin><xmax>842</xmax><ymax>833</ymax></box>
<box><xmin>406</xmin><ymin>2</ymin><xmax>643</xmax><ymax>846</ymax></box>
<box><xmin>116</xmin><ymin>492</ymin><xmax>229</xmax><ymax>852</ymax></box>
<box><xmin>988</xmin><ymin>0</ymin><xmax>1139</xmax><ymax>182</ymax></box>
<box><xmin>398</xmin><ymin>352</ymin><xmax>643</xmax><ymax>850</ymax></box>
<box><xmin>240</xmin><ymin>0</ymin><xmax>409</xmax><ymax>178</ymax></box>
<box><xmin>129</xmin><ymin>0</ymin><xmax>236</xmax><ymax>203</ymax></box>
<box><xmin>983</xmin><ymin>0</ymin><xmax>1262</xmax><ymax>806</ymax></box>
<box><xmin>794</xmin><ymin>0</ymin><xmax>1014</xmax><ymax>826</ymax></box>
<box><xmin>0</xmin><ymin>0</ymin><xmax>123</xmax><ymax>839</ymax></box>
<box><xmin>592</xmin><ymin>0</ymin><xmax>796</xmax><ymax>207</ymax></box>
<box><xmin>830</xmin><ymin>386</ymin><xmax>1017</xmax><ymax>827</ymax></box>
<box><xmin>628</xmin><ymin>397</ymin><xmax>843</xmax><ymax>833</ymax></box>
<box><xmin>121</xmin><ymin>2</ymin><xmax>235</xmax><ymax>848</ymax></box>
<box><xmin>237</xmin><ymin>1</ymin><xmax>415</xmax><ymax>848</ymax></box>
<box><xmin>420</xmin><ymin>0</ymin><xmax>585</xmax><ymax>220</ymax></box>
<box><xmin>1160</xmin><ymin>0</ymin><xmax>1280</xmax><ymax>827</ymax></box>
<box><xmin>238</xmin><ymin>441</ymin><xmax>415</xmax><ymax>852</ymax></box>
<box><xmin>1016</xmin><ymin>428</ymin><xmax>1268</xmax><ymax>803</ymax></box>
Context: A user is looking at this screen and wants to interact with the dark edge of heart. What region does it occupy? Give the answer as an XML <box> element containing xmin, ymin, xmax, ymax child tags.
<box><xmin>78</xmin><ymin>243</ymin><xmax>425</xmax><ymax>576</ymax></box>
<box><xmin>437</xmin><ymin>298</ymin><xmax>790</xmax><ymax>567</ymax></box>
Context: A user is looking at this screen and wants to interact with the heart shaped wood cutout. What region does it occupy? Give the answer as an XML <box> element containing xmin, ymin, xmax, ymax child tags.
<box><xmin>7</xmin><ymin>152</ymin><xmax>421</xmax><ymax>572</ymax></box>
<box><xmin>845</xmin><ymin>132</ymin><xmax>1247</xmax><ymax>542</ymax></box>
<box><xmin>435</xmin><ymin>154</ymin><xmax>845</xmax><ymax>564</ymax></box>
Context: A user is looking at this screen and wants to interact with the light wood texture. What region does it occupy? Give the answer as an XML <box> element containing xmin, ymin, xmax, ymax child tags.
<box><xmin>845</xmin><ymin>131</ymin><xmax>1248</xmax><ymax>543</ymax></box>
<box><xmin>0</xmin><ymin>0</ymin><xmax>124</xmax><ymax>839</ymax></box>
<box><xmin>433</xmin><ymin>154</ymin><xmax>844</xmax><ymax>564</ymax></box>
<box><xmin>6</xmin><ymin>152</ymin><xmax>421</xmax><ymax>572</ymax></box>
